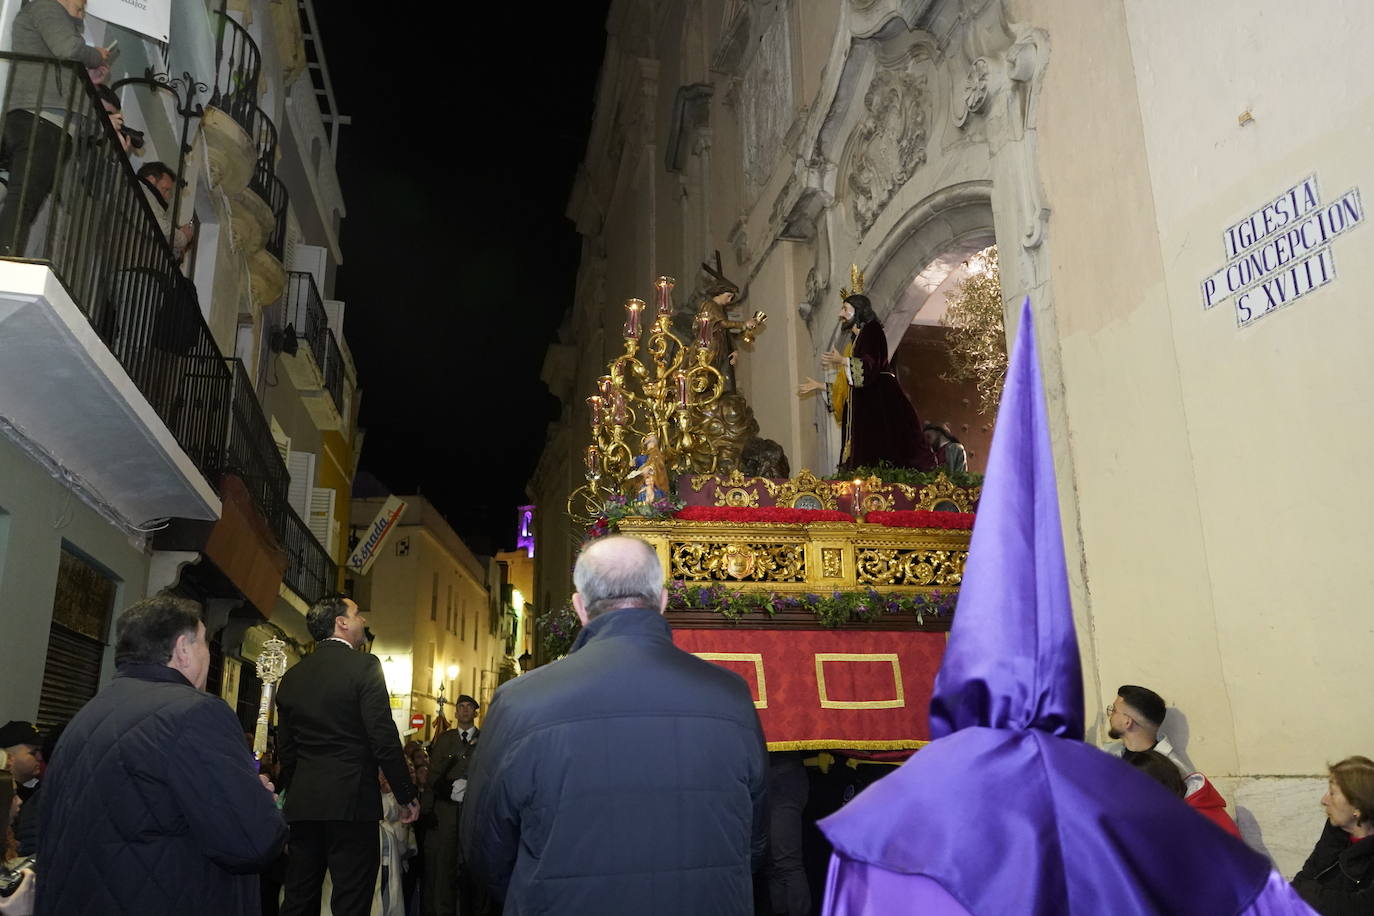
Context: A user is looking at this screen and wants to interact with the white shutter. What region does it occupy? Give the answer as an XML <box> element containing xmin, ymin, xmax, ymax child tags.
<box><xmin>286</xmin><ymin>450</ymin><xmax>316</xmax><ymax>520</ymax></box>
<box><xmin>270</xmin><ymin>417</ymin><xmax>291</xmax><ymax>465</ymax></box>
<box><xmin>308</xmin><ymin>487</ymin><xmax>337</xmax><ymax>554</ymax></box>
<box><xmin>324</xmin><ymin>299</ymin><xmax>345</xmax><ymax>336</ymax></box>
<box><xmin>290</xmin><ymin>244</ymin><xmax>328</xmax><ymax>293</ymax></box>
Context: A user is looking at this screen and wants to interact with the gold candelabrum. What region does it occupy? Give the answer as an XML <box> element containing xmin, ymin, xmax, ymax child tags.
<box><xmin>569</xmin><ymin>276</ymin><xmax>728</xmax><ymax>525</ymax></box>
<box><xmin>252</xmin><ymin>636</ymin><xmax>288</xmax><ymax>763</ymax></box>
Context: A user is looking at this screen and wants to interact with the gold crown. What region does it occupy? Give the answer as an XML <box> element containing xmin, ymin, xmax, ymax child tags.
<box><xmin>839</xmin><ymin>263</ymin><xmax>865</xmax><ymax>300</ymax></box>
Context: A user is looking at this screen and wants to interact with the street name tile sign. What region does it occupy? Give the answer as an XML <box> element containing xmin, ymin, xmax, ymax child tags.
<box><xmin>1199</xmin><ymin>174</ymin><xmax>1364</xmax><ymax>327</ymax></box>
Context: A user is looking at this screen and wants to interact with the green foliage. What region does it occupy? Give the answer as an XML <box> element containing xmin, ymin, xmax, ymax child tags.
<box><xmin>538</xmin><ymin>602</ymin><xmax>581</xmax><ymax>660</ymax></box>
<box><xmin>832</xmin><ymin>463</ymin><xmax>984</xmax><ymax>490</ymax></box>
<box><xmin>667</xmin><ymin>582</ymin><xmax>957</xmax><ymax>628</ymax></box>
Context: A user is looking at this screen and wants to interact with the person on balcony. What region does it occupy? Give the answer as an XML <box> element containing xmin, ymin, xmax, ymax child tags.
<box><xmin>137</xmin><ymin>161</ymin><xmax>194</xmax><ymax>259</ymax></box>
<box><xmin>0</xmin><ymin>0</ymin><xmax>111</xmax><ymax>256</ymax></box>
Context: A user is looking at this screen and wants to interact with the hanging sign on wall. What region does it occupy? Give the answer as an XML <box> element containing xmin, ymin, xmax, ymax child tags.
<box><xmin>87</xmin><ymin>0</ymin><xmax>171</xmax><ymax>44</ymax></box>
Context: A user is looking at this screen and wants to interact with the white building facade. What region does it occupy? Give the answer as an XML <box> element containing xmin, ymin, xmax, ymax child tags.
<box><xmin>0</xmin><ymin>0</ymin><xmax>361</xmax><ymax>731</ymax></box>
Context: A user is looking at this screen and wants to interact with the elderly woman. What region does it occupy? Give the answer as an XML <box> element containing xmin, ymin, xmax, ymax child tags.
<box><xmin>1291</xmin><ymin>755</ymin><xmax>1374</xmax><ymax>914</ymax></box>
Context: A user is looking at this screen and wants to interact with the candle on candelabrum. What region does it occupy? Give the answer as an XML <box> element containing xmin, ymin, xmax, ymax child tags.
<box><xmin>598</xmin><ymin>376</ymin><xmax>613</xmax><ymax>400</ymax></box>
<box><xmin>586</xmin><ymin>445</ymin><xmax>601</xmax><ymax>477</ymax></box>
<box><xmin>612</xmin><ymin>390</ymin><xmax>628</xmax><ymax>425</ymax></box>
<box><xmin>588</xmin><ymin>395</ymin><xmax>604</xmax><ymax>426</ymax></box>
<box><xmin>624</xmin><ymin>298</ymin><xmax>645</xmax><ymax>339</ymax></box>
<box><xmin>655</xmin><ymin>276</ymin><xmax>675</xmax><ymax>316</ymax></box>
<box><xmin>695</xmin><ymin>314</ymin><xmax>711</xmax><ymax>349</ymax></box>
<box><xmin>673</xmin><ymin>370</ymin><xmax>690</xmax><ymax>407</ymax></box>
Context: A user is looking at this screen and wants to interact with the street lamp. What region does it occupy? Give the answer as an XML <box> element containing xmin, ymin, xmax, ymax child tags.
<box><xmin>436</xmin><ymin>663</ymin><xmax>461</xmax><ymax>719</ymax></box>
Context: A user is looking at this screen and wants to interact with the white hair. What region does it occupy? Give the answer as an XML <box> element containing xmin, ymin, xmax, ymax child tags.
<box><xmin>573</xmin><ymin>536</ymin><xmax>664</xmax><ymax>617</ymax></box>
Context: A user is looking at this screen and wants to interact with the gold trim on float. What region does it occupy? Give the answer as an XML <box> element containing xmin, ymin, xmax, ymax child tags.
<box><xmin>815</xmin><ymin>653</ymin><xmax>905</xmax><ymax>709</ymax></box>
<box><xmin>768</xmin><ymin>739</ymin><xmax>928</xmax><ymax>751</ymax></box>
<box><xmin>694</xmin><ymin>652</ymin><xmax>767</xmax><ymax>708</ymax></box>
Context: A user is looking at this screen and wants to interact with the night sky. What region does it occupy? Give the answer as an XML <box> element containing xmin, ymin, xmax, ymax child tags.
<box><xmin>313</xmin><ymin>5</ymin><xmax>611</xmax><ymax>555</ymax></box>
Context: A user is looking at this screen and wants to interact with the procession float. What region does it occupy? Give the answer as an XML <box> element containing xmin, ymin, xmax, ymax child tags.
<box><xmin>553</xmin><ymin>258</ymin><xmax>1005</xmax><ymax>761</ymax></box>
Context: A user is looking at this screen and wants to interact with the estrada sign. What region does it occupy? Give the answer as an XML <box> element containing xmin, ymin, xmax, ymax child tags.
<box><xmin>1200</xmin><ymin>174</ymin><xmax>1364</xmax><ymax>327</ymax></box>
<box><xmin>346</xmin><ymin>495</ymin><xmax>407</xmax><ymax>575</ymax></box>
<box><xmin>88</xmin><ymin>0</ymin><xmax>171</xmax><ymax>43</ymax></box>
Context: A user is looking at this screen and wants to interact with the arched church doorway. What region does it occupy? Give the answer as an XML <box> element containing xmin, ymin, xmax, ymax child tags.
<box><xmin>856</xmin><ymin>188</ymin><xmax>1004</xmax><ymax>475</ymax></box>
<box><xmin>890</xmin><ymin>242</ymin><xmax>1000</xmax><ymax>474</ymax></box>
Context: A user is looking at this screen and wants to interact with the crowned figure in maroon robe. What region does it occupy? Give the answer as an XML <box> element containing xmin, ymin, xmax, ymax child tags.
<box><xmin>823</xmin><ymin>293</ymin><xmax>937</xmax><ymax>473</ymax></box>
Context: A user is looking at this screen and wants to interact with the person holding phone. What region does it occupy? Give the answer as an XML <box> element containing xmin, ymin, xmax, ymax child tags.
<box><xmin>0</xmin><ymin>0</ymin><xmax>113</xmax><ymax>256</ymax></box>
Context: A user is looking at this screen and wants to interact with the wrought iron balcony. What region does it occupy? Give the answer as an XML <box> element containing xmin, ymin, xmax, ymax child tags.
<box><xmin>245</xmin><ymin>104</ymin><xmax>285</xmax><ymax>256</ymax></box>
<box><xmin>281</xmin><ymin>499</ymin><xmax>336</xmax><ymax>605</ymax></box>
<box><xmin>0</xmin><ymin>57</ymin><xmax>333</xmax><ymax>605</ymax></box>
<box><xmin>220</xmin><ymin>358</ymin><xmax>291</xmax><ymax>529</ymax></box>
<box><xmin>211</xmin><ymin>6</ymin><xmax>262</xmax><ymax>138</ymax></box>
<box><xmin>283</xmin><ymin>271</ymin><xmax>346</xmax><ymax>422</ymax></box>
<box><xmin>264</xmin><ymin>173</ymin><xmax>288</xmax><ymax>260</ymax></box>
<box><xmin>0</xmin><ymin>56</ymin><xmax>223</xmax><ymax>523</ymax></box>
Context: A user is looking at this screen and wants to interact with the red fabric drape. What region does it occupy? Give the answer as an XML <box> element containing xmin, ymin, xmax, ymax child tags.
<box><xmin>672</xmin><ymin>628</ymin><xmax>947</xmax><ymax>752</ymax></box>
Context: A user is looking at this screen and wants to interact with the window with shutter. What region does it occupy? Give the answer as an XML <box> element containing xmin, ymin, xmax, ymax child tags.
<box><xmin>38</xmin><ymin>547</ymin><xmax>117</xmax><ymax>730</ymax></box>
<box><xmin>308</xmin><ymin>487</ymin><xmax>337</xmax><ymax>555</ymax></box>
<box><xmin>286</xmin><ymin>450</ymin><xmax>316</xmax><ymax>520</ymax></box>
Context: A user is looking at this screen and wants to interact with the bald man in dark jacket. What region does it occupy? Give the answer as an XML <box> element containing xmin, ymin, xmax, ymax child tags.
<box><xmin>462</xmin><ymin>537</ymin><xmax>767</xmax><ymax>915</ymax></box>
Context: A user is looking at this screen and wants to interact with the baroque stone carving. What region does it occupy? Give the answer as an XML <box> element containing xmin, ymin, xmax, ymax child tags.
<box><xmin>845</xmin><ymin>69</ymin><xmax>929</xmax><ymax>236</ymax></box>
<box><xmin>952</xmin><ymin>57</ymin><xmax>990</xmax><ymax>127</ymax></box>
<box><xmin>740</xmin><ymin>12</ymin><xmax>795</xmax><ymax>193</ymax></box>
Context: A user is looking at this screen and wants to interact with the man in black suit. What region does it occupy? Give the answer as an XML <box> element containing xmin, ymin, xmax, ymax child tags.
<box><xmin>277</xmin><ymin>594</ymin><xmax>419</xmax><ymax>916</ymax></box>
<box><xmin>423</xmin><ymin>694</ymin><xmax>482</xmax><ymax>916</ymax></box>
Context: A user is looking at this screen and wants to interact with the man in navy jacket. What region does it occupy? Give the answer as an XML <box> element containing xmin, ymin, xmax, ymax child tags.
<box><xmin>462</xmin><ymin>536</ymin><xmax>768</xmax><ymax>915</ymax></box>
<box><xmin>37</xmin><ymin>595</ymin><xmax>287</xmax><ymax>915</ymax></box>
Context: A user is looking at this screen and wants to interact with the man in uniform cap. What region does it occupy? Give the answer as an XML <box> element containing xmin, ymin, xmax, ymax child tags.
<box><xmin>423</xmin><ymin>694</ymin><xmax>482</xmax><ymax>916</ymax></box>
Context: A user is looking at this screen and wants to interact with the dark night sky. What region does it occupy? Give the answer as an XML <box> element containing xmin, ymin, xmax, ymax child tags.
<box><xmin>312</xmin><ymin>5</ymin><xmax>612</xmax><ymax>554</ymax></box>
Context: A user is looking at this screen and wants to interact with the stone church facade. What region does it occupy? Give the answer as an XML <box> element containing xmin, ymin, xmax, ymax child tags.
<box><xmin>531</xmin><ymin>0</ymin><xmax>1374</xmax><ymax>871</ymax></box>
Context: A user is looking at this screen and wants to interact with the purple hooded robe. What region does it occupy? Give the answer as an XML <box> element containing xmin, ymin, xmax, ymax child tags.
<box><xmin>818</xmin><ymin>299</ymin><xmax>1314</xmax><ymax>916</ymax></box>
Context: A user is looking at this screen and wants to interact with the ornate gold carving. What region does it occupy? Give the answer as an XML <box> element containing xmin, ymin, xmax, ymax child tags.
<box><xmin>717</xmin><ymin>486</ymin><xmax>761</xmax><ymax>508</ymax></box>
<box><xmin>618</xmin><ymin>515</ymin><xmax>969</xmax><ymax>598</ymax></box>
<box><xmin>855</xmin><ymin>547</ymin><xmax>965</xmax><ymax>587</ymax></box>
<box><xmin>671</xmin><ymin>542</ymin><xmax>806</xmax><ymax>582</ymax></box>
<box><xmin>915</xmin><ymin>473</ymin><xmax>980</xmax><ymax>513</ymax></box>
<box><xmin>685</xmin><ymin>392</ymin><xmax>761</xmax><ymax>473</ymax></box>
<box><xmin>771</xmin><ymin>469</ymin><xmax>840</xmax><ymax>510</ymax></box>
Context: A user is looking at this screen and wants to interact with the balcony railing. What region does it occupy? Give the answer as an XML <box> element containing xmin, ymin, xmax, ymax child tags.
<box><xmin>321</xmin><ymin>321</ymin><xmax>344</xmax><ymax>416</ymax></box>
<box><xmin>222</xmin><ymin>358</ymin><xmax>290</xmax><ymax>527</ymax></box>
<box><xmin>0</xmin><ymin>55</ymin><xmax>231</xmax><ymax>469</ymax></box>
<box><xmin>0</xmin><ymin>57</ymin><xmax>333</xmax><ymax>604</ymax></box>
<box><xmin>211</xmin><ymin>7</ymin><xmax>262</xmax><ymax>137</ymax></box>
<box><xmin>284</xmin><ymin>270</ymin><xmax>345</xmax><ymax>414</ymax></box>
<box><xmin>264</xmin><ymin>174</ymin><xmax>288</xmax><ymax>260</ymax></box>
<box><xmin>244</xmin><ymin>106</ymin><xmax>288</xmax><ymax>260</ymax></box>
<box><xmin>281</xmin><ymin>501</ymin><xmax>336</xmax><ymax>605</ymax></box>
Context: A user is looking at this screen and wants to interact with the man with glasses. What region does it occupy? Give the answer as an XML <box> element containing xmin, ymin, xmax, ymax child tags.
<box><xmin>1104</xmin><ymin>684</ymin><xmax>1190</xmax><ymax>773</ymax></box>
